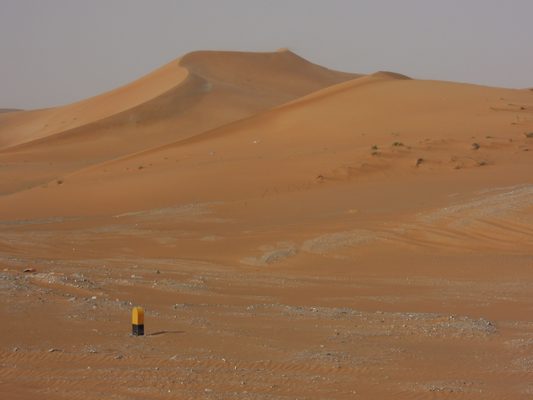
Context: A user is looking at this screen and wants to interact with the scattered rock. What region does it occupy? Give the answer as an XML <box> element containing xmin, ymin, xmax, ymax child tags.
<box><xmin>23</xmin><ymin>268</ymin><xmax>36</xmax><ymax>273</ymax></box>
<box><xmin>472</xmin><ymin>143</ymin><xmax>480</xmax><ymax>150</ymax></box>
<box><xmin>115</xmin><ymin>354</ymin><xmax>122</xmax><ymax>359</ymax></box>
<box><xmin>416</xmin><ymin>158</ymin><xmax>423</xmax><ymax>166</ymax></box>
<box><xmin>49</xmin><ymin>348</ymin><xmax>59</xmax><ymax>353</ymax></box>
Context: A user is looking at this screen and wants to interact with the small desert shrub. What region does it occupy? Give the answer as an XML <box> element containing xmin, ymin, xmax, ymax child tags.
<box><xmin>57</xmin><ymin>179</ymin><xmax>63</xmax><ymax>185</ymax></box>
<box><xmin>524</xmin><ymin>132</ymin><xmax>533</xmax><ymax>138</ymax></box>
<box><xmin>138</xmin><ymin>165</ymin><xmax>144</xmax><ymax>169</ymax></box>
<box><xmin>371</xmin><ymin>145</ymin><xmax>378</xmax><ymax>150</ymax></box>
<box><xmin>371</xmin><ymin>151</ymin><xmax>378</xmax><ymax>156</ymax></box>
<box><xmin>486</xmin><ymin>135</ymin><xmax>493</xmax><ymax>139</ymax></box>
<box><xmin>392</xmin><ymin>141</ymin><xmax>404</xmax><ymax>147</ymax></box>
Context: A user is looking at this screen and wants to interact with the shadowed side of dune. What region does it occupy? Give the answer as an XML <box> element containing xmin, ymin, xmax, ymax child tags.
<box><xmin>0</xmin><ymin>57</ymin><xmax>189</xmax><ymax>150</ymax></box>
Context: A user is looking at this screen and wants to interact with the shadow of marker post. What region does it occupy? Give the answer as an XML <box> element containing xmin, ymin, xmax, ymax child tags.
<box><xmin>132</xmin><ymin>307</ymin><xmax>144</xmax><ymax>336</ymax></box>
<box><xmin>148</xmin><ymin>330</ymin><xmax>185</xmax><ymax>336</ymax></box>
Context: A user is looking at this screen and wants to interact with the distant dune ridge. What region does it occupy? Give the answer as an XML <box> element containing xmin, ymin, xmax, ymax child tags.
<box><xmin>0</xmin><ymin>108</ymin><xmax>23</xmax><ymax>115</ymax></box>
<box><xmin>0</xmin><ymin>49</ymin><xmax>361</xmax><ymax>197</ymax></box>
<box><xmin>0</xmin><ymin>49</ymin><xmax>360</xmax><ymax>152</ymax></box>
<box><xmin>0</xmin><ymin>49</ymin><xmax>531</xmax><ymax>219</ymax></box>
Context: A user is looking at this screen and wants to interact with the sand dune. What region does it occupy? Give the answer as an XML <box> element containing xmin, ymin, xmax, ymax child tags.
<box><xmin>1</xmin><ymin>50</ymin><xmax>533</xmax><ymax>399</ymax></box>
<box><xmin>0</xmin><ymin>50</ymin><xmax>360</xmax><ymax>195</ymax></box>
<box><xmin>1</xmin><ymin>68</ymin><xmax>531</xmax><ymax>220</ymax></box>
<box><xmin>0</xmin><ymin>56</ymin><xmax>189</xmax><ymax>149</ymax></box>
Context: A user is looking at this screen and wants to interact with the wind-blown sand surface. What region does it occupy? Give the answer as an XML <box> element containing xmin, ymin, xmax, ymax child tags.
<box><xmin>1</xmin><ymin>50</ymin><xmax>532</xmax><ymax>399</ymax></box>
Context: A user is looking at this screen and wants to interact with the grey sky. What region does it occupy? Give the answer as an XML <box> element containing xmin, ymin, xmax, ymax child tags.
<box><xmin>1</xmin><ymin>0</ymin><xmax>532</xmax><ymax>110</ymax></box>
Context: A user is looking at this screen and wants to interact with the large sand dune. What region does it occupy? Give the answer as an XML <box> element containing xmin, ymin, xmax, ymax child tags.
<box><xmin>0</xmin><ymin>49</ymin><xmax>360</xmax><ymax>195</ymax></box>
<box><xmin>1</xmin><ymin>50</ymin><xmax>533</xmax><ymax>399</ymax></box>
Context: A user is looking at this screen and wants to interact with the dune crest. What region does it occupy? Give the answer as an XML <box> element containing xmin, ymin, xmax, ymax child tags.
<box><xmin>370</xmin><ymin>70</ymin><xmax>412</xmax><ymax>80</ymax></box>
<box><xmin>0</xmin><ymin>50</ymin><xmax>361</xmax><ymax>194</ymax></box>
<box><xmin>0</xmin><ymin>57</ymin><xmax>189</xmax><ymax>149</ymax></box>
<box><xmin>1</xmin><ymin>63</ymin><xmax>532</xmax><ymax>219</ymax></box>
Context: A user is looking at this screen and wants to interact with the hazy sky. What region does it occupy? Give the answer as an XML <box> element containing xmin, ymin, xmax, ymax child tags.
<box><xmin>1</xmin><ymin>0</ymin><xmax>532</xmax><ymax>110</ymax></box>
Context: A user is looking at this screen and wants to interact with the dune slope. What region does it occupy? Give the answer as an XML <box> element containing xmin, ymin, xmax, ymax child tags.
<box><xmin>3</xmin><ymin>70</ymin><xmax>531</xmax><ymax>220</ymax></box>
<box><xmin>0</xmin><ymin>49</ymin><xmax>361</xmax><ymax>194</ymax></box>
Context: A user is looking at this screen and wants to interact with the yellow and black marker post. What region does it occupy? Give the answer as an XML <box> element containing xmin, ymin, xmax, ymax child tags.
<box><xmin>132</xmin><ymin>307</ymin><xmax>144</xmax><ymax>336</ymax></box>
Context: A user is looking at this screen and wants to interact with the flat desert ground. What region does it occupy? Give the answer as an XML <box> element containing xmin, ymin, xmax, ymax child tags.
<box><xmin>1</xmin><ymin>50</ymin><xmax>532</xmax><ymax>399</ymax></box>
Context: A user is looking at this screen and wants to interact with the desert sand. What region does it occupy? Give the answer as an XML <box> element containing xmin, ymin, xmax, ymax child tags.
<box><xmin>1</xmin><ymin>49</ymin><xmax>532</xmax><ymax>399</ymax></box>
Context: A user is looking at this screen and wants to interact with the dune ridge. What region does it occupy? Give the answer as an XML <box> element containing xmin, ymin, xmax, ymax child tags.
<box><xmin>0</xmin><ymin>50</ymin><xmax>361</xmax><ymax>152</ymax></box>
<box><xmin>2</xmin><ymin>67</ymin><xmax>531</xmax><ymax>220</ymax></box>
<box><xmin>0</xmin><ymin>50</ymin><xmax>361</xmax><ymax>195</ymax></box>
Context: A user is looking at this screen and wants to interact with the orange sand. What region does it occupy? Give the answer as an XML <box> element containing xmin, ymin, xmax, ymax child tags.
<box><xmin>1</xmin><ymin>50</ymin><xmax>532</xmax><ymax>399</ymax></box>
